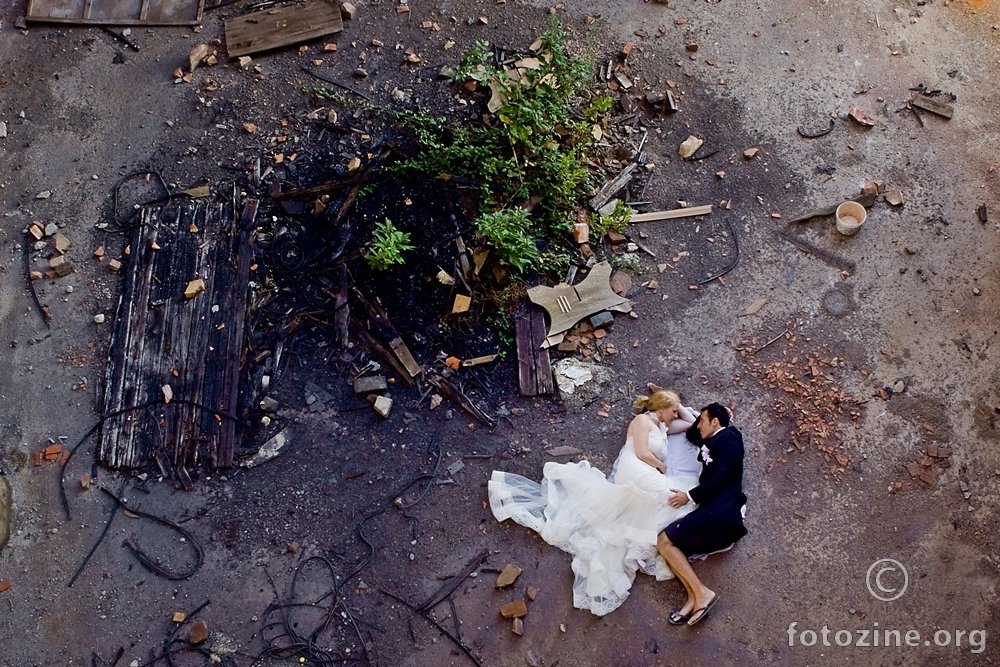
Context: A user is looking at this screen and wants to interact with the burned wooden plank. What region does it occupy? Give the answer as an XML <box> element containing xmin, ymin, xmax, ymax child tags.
<box><xmin>354</xmin><ymin>323</ymin><xmax>414</xmax><ymax>386</ymax></box>
<box><xmin>911</xmin><ymin>94</ymin><xmax>954</xmax><ymax>120</ymax></box>
<box><xmin>26</xmin><ymin>0</ymin><xmax>203</xmax><ymax>25</ymax></box>
<box><xmin>515</xmin><ymin>307</ymin><xmax>553</xmax><ymax>397</ymax></box>
<box><xmin>353</xmin><ymin>288</ymin><xmax>422</xmax><ymax>380</ymax></box>
<box><xmin>588</xmin><ymin>163</ymin><xmax>638</xmax><ymax>211</ymax></box>
<box><xmin>100</xmin><ymin>193</ymin><xmax>256</xmax><ymax>477</ymax></box>
<box><xmin>224</xmin><ymin>0</ymin><xmax>344</xmax><ymax>58</ymax></box>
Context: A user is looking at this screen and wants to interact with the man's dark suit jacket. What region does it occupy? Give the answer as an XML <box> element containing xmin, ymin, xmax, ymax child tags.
<box><xmin>687</xmin><ymin>426</ymin><xmax>748</xmax><ymax>542</ymax></box>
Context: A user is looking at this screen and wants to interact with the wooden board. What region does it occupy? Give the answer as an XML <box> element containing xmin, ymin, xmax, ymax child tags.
<box><xmin>629</xmin><ymin>205</ymin><xmax>713</xmax><ymax>223</ymax></box>
<box><xmin>225</xmin><ymin>0</ymin><xmax>343</xmax><ymax>58</ymax></box>
<box><xmin>911</xmin><ymin>94</ymin><xmax>954</xmax><ymax>120</ymax></box>
<box><xmin>526</xmin><ymin>261</ymin><xmax>631</xmax><ymax>347</ymax></box>
<box><xmin>26</xmin><ymin>0</ymin><xmax>203</xmax><ymax>25</ymax></box>
<box><xmin>515</xmin><ymin>307</ymin><xmax>554</xmax><ymax>396</ymax></box>
<box><xmin>99</xmin><ymin>194</ymin><xmax>257</xmax><ymax>479</ymax></box>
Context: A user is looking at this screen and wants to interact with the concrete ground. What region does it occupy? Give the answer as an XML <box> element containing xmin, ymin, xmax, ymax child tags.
<box><xmin>1</xmin><ymin>0</ymin><xmax>998</xmax><ymax>665</ymax></box>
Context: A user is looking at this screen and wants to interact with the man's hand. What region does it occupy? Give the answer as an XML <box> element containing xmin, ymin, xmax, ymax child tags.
<box><xmin>668</xmin><ymin>488</ymin><xmax>689</xmax><ymax>508</ymax></box>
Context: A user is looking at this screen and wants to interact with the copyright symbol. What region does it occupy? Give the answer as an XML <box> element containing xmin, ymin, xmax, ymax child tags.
<box><xmin>866</xmin><ymin>558</ymin><xmax>908</xmax><ymax>601</ymax></box>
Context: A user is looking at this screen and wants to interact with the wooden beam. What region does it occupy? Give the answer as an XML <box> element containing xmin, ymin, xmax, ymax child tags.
<box><xmin>911</xmin><ymin>94</ymin><xmax>953</xmax><ymax>120</ymax></box>
<box><xmin>629</xmin><ymin>205</ymin><xmax>713</xmax><ymax>223</ymax></box>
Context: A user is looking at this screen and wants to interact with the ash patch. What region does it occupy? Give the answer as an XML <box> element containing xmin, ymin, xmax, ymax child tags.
<box><xmin>821</xmin><ymin>285</ymin><xmax>855</xmax><ymax>317</ymax></box>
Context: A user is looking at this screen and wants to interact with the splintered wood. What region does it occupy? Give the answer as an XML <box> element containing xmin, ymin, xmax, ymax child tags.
<box><xmin>99</xmin><ymin>195</ymin><xmax>257</xmax><ymax>484</ymax></box>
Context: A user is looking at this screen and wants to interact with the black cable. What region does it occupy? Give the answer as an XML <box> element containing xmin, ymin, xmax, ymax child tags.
<box><xmin>99</xmin><ymin>486</ymin><xmax>205</xmax><ymax>580</ymax></box>
<box><xmin>698</xmin><ymin>215</ymin><xmax>740</xmax><ymax>285</ymax></box>
<box><xmin>67</xmin><ymin>482</ymin><xmax>125</xmax><ymax>587</ymax></box>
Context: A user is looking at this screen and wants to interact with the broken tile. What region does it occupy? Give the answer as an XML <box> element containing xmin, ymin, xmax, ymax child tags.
<box><xmin>500</xmin><ymin>599</ymin><xmax>528</xmax><ymax>619</ymax></box>
<box><xmin>495</xmin><ymin>563</ymin><xmax>522</xmax><ymax>588</ymax></box>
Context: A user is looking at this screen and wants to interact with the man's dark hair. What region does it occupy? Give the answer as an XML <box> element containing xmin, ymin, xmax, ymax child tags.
<box><xmin>701</xmin><ymin>402</ymin><xmax>731</xmax><ymax>428</ymax></box>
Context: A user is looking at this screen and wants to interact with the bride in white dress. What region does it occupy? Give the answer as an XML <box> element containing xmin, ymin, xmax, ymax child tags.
<box><xmin>488</xmin><ymin>389</ymin><xmax>702</xmax><ymax>616</ymax></box>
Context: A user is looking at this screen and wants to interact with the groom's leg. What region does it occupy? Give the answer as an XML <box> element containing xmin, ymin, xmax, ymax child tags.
<box><xmin>657</xmin><ymin>530</ymin><xmax>715</xmax><ymax>612</ymax></box>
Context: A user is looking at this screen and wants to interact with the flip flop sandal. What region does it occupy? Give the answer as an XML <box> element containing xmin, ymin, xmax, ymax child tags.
<box><xmin>668</xmin><ymin>609</ymin><xmax>690</xmax><ymax>625</ymax></box>
<box><xmin>687</xmin><ymin>594</ymin><xmax>720</xmax><ymax>626</ymax></box>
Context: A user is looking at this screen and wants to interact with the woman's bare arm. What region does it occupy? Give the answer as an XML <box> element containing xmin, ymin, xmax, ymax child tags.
<box><xmin>629</xmin><ymin>416</ymin><xmax>666</xmax><ymax>472</ymax></box>
<box><xmin>665</xmin><ymin>405</ymin><xmax>696</xmax><ymax>434</ymax></box>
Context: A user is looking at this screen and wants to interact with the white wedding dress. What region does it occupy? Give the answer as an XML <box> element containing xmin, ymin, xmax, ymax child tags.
<box><xmin>488</xmin><ymin>416</ymin><xmax>702</xmax><ymax>616</ymax></box>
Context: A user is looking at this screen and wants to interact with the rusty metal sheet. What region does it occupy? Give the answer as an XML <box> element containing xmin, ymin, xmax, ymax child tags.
<box><xmin>26</xmin><ymin>0</ymin><xmax>204</xmax><ymax>26</ymax></box>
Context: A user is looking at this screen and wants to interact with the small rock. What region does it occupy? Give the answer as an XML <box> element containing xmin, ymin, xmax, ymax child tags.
<box><xmin>373</xmin><ymin>395</ymin><xmax>392</xmax><ymax>418</ymax></box>
<box><xmin>172</xmin><ymin>611</ymin><xmax>187</xmax><ymax>623</ymax></box>
<box><xmin>495</xmin><ymin>563</ymin><xmax>522</xmax><ymax>588</ymax></box>
<box><xmin>884</xmin><ymin>189</ymin><xmax>904</xmax><ymax>206</ymax></box>
<box><xmin>743</xmin><ymin>147</ymin><xmax>759</xmax><ymax>158</ymax></box>
<box><xmin>512</xmin><ymin>617</ymin><xmax>524</xmax><ymax>636</ymax></box>
<box><xmin>188</xmin><ymin>620</ymin><xmax>208</xmax><ymax>645</ymax></box>
<box><xmin>891</xmin><ymin>379</ymin><xmax>906</xmax><ymax>393</ymax></box>
<box><xmin>677</xmin><ymin>135</ymin><xmax>703</xmax><ymax>158</ymax></box>
<box><xmin>340</xmin><ymin>1</ymin><xmax>357</xmax><ymax>19</ymax></box>
<box><xmin>44</xmin><ymin>222</ymin><xmax>59</xmax><ymax>236</ymax></box>
<box><xmin>93</xmin><ymin>314</ymin><xmax>106</xmax><ymax>324</ymax></box>
<box><xmin>36</xmin><ymin>190</ymin><xmax>52</xmax><ymax>200</ymax></box>
<box><xmin>500</xmin><ymin>599</ymin><xmax>528</xmax><ymax>619</ymax></box>
<box><xmin>184</xmin><ymin>279</ymin><xmax>205</xmax><ymax>299</ymax></box>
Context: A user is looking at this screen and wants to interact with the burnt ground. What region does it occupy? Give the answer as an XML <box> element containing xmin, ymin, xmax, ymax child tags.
<box><xmin>2</xmin><ymin>0</ymin><xmax>1000</xmax><ymax>666</ymax></box>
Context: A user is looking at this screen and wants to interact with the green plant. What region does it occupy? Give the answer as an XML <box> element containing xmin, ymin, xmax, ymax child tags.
<box><xmin>592</xmin><ymin>200</ymin><xmax>632</xmax><ymax>236</ymax></box>
<box><xmin>474</xmin><ymin>209</ymin><xmax>540</xmax><ymax>275</ymax></box>
<box><xmin>365</xmin><ymin>218</ymin><xmax>414</xmax><ymax>271</ymax></box>
<box><xmin>394</xmin><ymin>19</ymin><xmax>612</xmax><ymax>276</ymax></box>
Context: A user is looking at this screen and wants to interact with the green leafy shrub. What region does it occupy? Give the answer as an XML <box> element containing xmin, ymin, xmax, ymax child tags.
<box><xmin>365</xmin><ymin>218</ymin><xmax>414</xmax><ymax>271</ymax></box>
<box><xmin>395</xmin><ymin>18</ymin><xmax>611</xmax><ymax>276</ymax></box>
<box><xmin>474</xmin><ymin>209</ymin><xmax>541</xmax><ymax>275</ymax></box>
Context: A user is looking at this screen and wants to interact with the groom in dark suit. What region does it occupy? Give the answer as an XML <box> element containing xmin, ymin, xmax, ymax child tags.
<box><xmin>656</xmin><ymin>402</ymin><xmax>748</xmax><ymax>626</ymax></box>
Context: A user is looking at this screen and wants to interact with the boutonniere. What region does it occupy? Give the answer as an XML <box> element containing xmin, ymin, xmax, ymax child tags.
<box><xmin>699</xmin><ymin>445</ymin><xmax>713</xmax><ymax>465</ymax></box>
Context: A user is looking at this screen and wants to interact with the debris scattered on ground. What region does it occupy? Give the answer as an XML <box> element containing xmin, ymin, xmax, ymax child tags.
<box><xmin>848</xmin><ymin>107</ymin><xmax>876</xmax><ymax>127</ymax></box>
<box><xmin>739</xmin><ymin>328</ymin><xmax>863</xmax><ymax>478</ymax></box>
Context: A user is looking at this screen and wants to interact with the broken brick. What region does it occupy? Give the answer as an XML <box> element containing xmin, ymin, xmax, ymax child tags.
<box><xmin>495</xmin><ymin>564</ymin><xmax>522</xmax><ymax>588</ymax></box>
<box><xmin>500</xmin><ymin>599</ymin><xmax>528</xmax><ymax>619</ymax></box>
<box><xmin>188</xmin><ymin>620</ymin><xmax>208</xmax><ymax>645</ymax></box>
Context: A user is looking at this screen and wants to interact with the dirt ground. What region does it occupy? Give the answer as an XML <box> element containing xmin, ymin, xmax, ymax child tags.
<box><xmin>2</xmin><ymin>0</ymin><xmax>999</xmax><ymax>665</ymax></box>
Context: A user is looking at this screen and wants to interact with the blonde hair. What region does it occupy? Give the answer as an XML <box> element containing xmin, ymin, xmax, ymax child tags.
<box><xmin>634</xmin><ymin>386</ymin><xmax>680</xmax><ymax>413</ymax></box>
